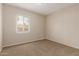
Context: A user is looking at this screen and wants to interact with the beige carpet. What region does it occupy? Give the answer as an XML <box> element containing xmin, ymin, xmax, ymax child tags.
<box><xmin>0</xmin><ymin>39</ymin><xmax>79</xmax><ymax>56</ymax></box>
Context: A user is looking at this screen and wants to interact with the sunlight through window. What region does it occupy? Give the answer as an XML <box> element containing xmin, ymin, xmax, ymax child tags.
<box><xmin>16</xmin><ymin>16</ymin><xmax>30</xmax><ymax>33</ymax></box>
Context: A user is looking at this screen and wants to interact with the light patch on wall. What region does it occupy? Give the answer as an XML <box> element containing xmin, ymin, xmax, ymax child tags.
<box><xmin>16</xmin><ymin>15</ymin><xmax>30</xmax><ymax>33</ymax></box>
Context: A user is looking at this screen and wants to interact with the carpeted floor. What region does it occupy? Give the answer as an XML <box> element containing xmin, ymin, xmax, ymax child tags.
<box><xmin>0</xmin><ymin>39</ymin><xmax>79</xmax><ymax>56</ymax></box>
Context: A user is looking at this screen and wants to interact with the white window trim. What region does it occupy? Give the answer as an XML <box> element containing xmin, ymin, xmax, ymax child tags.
<box><xmin>16</xmin><ymin>15</ymin><xmax>30</xmax><ymax>33</ymax></box>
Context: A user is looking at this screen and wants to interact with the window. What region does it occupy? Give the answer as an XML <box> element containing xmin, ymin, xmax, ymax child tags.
<box><xmin>16</xmin><ymin>16</ymin><xmax>30</xmax><ymax>33</ymax></box>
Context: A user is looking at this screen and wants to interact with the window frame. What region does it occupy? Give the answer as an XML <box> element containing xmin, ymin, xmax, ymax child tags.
<box><xmin>16</xmin><ymin>15</ymin><xmax>30</xmax><ymax>33</ymax></box>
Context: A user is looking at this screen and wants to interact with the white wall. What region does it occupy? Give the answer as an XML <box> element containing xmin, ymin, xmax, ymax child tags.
<box><xmin>3</xmin><ymin>4</ymin><xmax>45</xmax><ymax>47</ymax></box>
<box><xmin>0</xmin><ymin>3</ymin><xmax>2</xmax><ymax>52</ymax></box>
<box><xmin>46</xmin><ymin>5</ymin><xmax>79</xmax><ymax>49</ymax></box>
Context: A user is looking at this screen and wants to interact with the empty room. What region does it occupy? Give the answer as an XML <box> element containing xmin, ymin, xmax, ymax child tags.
<box><xmin>0</xmin><ymin>3</ymin><xmax>79</xmax><ymax>56</ymax></box>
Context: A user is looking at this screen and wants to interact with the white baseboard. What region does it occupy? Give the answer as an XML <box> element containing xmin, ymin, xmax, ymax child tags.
<box><xmin>3</xmin><ymin>37</ymin><xmax>45</xmax><ymax>48</ymax></box>
<box><xmin>48</xmin><ymin>38</ymin><xmax>79</xmax><ymax>50</ymax></box>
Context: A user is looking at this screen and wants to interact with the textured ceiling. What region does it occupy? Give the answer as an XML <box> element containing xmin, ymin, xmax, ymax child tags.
<box><xmin>6</xmin><ymin>3</ymin><xmax>76</xmax><ymax>15</ymax></box>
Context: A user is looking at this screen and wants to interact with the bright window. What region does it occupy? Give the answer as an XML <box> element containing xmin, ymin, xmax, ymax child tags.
<box><xmin>16</xmin><ymin>16</ymin><xmax>30</xmax><ymax>33</ymax></box>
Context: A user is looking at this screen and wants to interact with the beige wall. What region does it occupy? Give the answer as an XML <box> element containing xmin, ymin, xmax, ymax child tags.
<box><xmin>0</xmin><ymin>4</ymin><xmax>2</xmax><ymax>52</ymax></box>
<box><xmin>3</xmin><ymin>4</ymin><xmax>45</xmax><ymax>47</ymax></box>
<box><xmin>46</xmin><ymin>5</ymin><xmax>79</xmax><ymax>49</ymax></box>
<box><xmin>3</xmin><ymin>4</ymin><xmax>79</xmax><ymax>49</ymax></box>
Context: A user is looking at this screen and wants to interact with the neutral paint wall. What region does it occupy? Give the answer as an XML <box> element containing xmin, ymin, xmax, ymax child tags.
<box><xmin>46</xmin><ymin>5</ymin><xmax>79</xmax><ymax>49</ymax></box>
<box><xmin>0</xmin><ymin>4</ymin><xmax>2</xmax><ymax>52</ymax></box>
<box><xmin>3</xmin><ymin>4</ymin><xmax>45</xmax><ymax>47</ymax></box>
